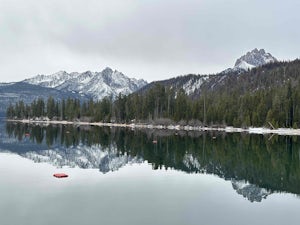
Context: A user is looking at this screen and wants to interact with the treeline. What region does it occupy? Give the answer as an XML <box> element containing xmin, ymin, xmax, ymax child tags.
<box><xmin>5</xmin><ymin>80</ymin><xmax>300</xmax><ymax>128</ymax></box>
<box><xmin>6</xmin><ymin>97</ymin><xmax>111</xmax><ymax>122</ymax></box>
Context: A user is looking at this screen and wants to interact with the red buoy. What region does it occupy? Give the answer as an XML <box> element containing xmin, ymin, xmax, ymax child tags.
<box><xmin>53</xmin><ymin>173</ymin><xmax>68</xmax><ymax>178</ymax></box>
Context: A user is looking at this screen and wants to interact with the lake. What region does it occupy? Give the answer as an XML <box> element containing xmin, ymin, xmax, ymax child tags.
<box><xmin>1</xmin><ymin>121</ymin><xmax>300</xmax><ymax>225</ymax></box>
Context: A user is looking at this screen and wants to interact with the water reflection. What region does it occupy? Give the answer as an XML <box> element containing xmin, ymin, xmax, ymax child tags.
<box><xmin>3</xmin><ymin>122</ymin><xmax>300</xmax><ymax>202</ymax></box>
<box><xmin>232</xmin><ymin>180</ymin><xmax>271</xmax><ymax>202</ymax></box>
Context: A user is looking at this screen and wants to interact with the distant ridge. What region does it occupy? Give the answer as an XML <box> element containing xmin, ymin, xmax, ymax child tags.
<box><xmin>0</xmin><ymin>82</ymin><xmax>88</xmax><ymax>113</ymax></box>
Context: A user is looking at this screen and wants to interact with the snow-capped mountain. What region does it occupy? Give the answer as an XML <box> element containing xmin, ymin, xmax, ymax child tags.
<box><xmin>229</xmin><ymin>48</ymin><xmax>278</xmax><ymax>71</ymax></box>
<box><xmin>221</xmin><ymin>48</ymin><xmax>277</xmax><ymax>74</ymax></box>
<box><xmin>234</xmin><ymin>48</ymin><xmax>277</xmax><ymax>70</ymax></box>
<box><xmin>23</xmin><ymin>67</ymin><xmax>147</xmax><ymax>100</ymax></box>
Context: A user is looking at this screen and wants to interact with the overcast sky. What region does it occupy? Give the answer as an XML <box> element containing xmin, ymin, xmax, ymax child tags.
<box><xmin>0</xmin><ymin>0</ymin><xmax>299</xmax><ymax>82</ymax></box>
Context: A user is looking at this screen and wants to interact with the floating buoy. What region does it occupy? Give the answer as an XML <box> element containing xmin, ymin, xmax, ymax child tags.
<box><xmin>53</xmin><ymin>173</ymin><xmax>68</xmax><ymax>178</ymax></box>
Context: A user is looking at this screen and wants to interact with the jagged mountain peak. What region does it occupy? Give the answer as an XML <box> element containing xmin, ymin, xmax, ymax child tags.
<box><xmin>220</xmin><ymin>48</ymin><xmax>278</xmax><ymax>74</ymax></box>
<box><xmin>23</xmin><ymin>68</ymin><xmax>147</xmax><ymax>100</ymax></box>
<box><xmin>234</xmin><ymin>48</ymin><xmax>277</xmax><ymax>70</ymax></box>
<box><xmin>55</xmin><ymin>70</ymin><xmax>68</xmax><ymax>75</ymax></box>
<box><xmin>101</xmin><ymin>67</ymin><xmax>113</xmax><ymax>73</ymax></box>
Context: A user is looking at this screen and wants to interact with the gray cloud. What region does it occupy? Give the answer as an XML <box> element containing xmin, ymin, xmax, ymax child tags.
<box><xmin>0</xmin><ymin>0</ymin><xmax>299</xmax><ymax>82</ymax></box>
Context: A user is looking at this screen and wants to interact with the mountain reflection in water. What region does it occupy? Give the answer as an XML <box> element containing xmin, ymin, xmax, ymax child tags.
<box><xmin>3</xmin><ymin>122</ymin><xmax>300</xmax><ymax>202</ymax></box>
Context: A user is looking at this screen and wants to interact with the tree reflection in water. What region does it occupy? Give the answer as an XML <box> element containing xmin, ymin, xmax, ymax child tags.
<box><xmin>5</xmin><ymin>122</ymin><xmax>300</xmax><ymax>201</ymax></box>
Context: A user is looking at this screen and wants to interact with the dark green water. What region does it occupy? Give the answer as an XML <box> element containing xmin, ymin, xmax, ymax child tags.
<box><xmin>1</xmin><ymin>122</ymin><xmax>300</xmax><ymax>225</ymax></box>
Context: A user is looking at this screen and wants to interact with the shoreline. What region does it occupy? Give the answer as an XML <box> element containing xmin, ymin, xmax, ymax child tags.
<box><xmin>6</xmin><ymin>119</ymin><xmax>300</xmax><ymax>136</ymax></box>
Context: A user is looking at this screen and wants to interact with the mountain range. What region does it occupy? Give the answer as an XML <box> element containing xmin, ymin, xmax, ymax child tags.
<box><xmin>23</xmin><ymin>67</ymin><xmax>147</xmax><ymax>100</ymax></box>
<box><xmin>0</xmin><ymin>67</ymin><xmax>147</xmax><ymax>113</ymax></box>
<box><xmin>0</xmin><ymin>48</ymin><xmax>280</xmax><ymax>113</ymax></box>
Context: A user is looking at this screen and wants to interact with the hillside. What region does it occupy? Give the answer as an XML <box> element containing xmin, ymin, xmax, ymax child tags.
<box><xmin>140</xmin><ymin>48</ymin><xmax>278</xmax><ymax>97</ymax></box>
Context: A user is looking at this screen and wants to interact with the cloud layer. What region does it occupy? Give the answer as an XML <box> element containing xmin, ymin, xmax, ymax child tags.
<box><xmin>0</xmin><ymin>0</ymin><xmax>299</xmax><ymax>82</ymax></box>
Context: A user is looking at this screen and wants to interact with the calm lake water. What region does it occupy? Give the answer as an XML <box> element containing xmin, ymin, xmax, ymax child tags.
<box><xmin>1</xmin><ymin>121</ymin><xmax>300</xmax><ymax>225</ymax></box>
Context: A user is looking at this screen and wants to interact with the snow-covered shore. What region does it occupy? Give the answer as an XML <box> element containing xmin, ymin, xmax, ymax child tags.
<box><xmin>6</xmin><ymin>119</ymin><xmax>300</xmax><ymax>136</ymax></box>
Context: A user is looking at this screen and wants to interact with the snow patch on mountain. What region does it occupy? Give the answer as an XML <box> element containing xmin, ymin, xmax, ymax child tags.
<box><xmin>235</xmin><ymin>61</ymin><xmax>256</xmax><ymax>71</ymax></box>
<box><xmin>23</xmin><ymin>67</ymin><xmax>148</xmax><ymax>100</ymax></box>
<box><xmin>182</xmin><ymin>76</ymin><xmax>209</xmax><ymax>95</ymax></box>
